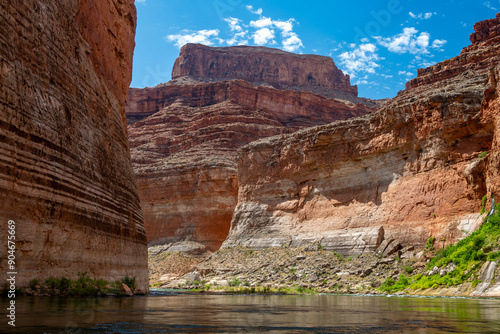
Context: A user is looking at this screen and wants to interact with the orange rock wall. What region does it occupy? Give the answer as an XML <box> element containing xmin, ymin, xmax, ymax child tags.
<box><xmin>225</xmin><ymin>15</ymin><xmax>500</xmax><ymax>253</ymax></box>
<box><xmin>0</xmin><ymin>0</ymin><xmax>148</xmax><ymax>291</ymax></box>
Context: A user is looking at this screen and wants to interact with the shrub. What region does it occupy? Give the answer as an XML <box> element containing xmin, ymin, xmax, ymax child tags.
<box><xmin>228</xmin><ymin>278</ymin><xmax>242</xmax><ymax>287</ymax></box>
<box><xmin>29</xmin><ymin>279</ymin><xmax>40</xmax><ymax>289</ymax></box>
<box><xmin>481</xmin><ymin>195</ymin><xmax>488</xmax><ymax>214</ymax></box>
<box><xmin>426</xmin><ymin>237</ymin><xmax>436</xmax><ymax>251</ymax></box>
<box><xmin>122</xmin><ymin>275</ymin><xmax>136</xmax><ymax>290</ymax></box>
<box><xmin>479</xmin><ymin>151</ymin><xmax>488</xmax><ymax>160</ymax></box>
<box><xmin>404</xmin><ymin>266</ymin><xmax>413</xmax><ymax>274</ymax></box>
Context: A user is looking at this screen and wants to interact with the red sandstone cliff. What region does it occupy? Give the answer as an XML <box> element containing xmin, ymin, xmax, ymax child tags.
<box><xmin>224</xmin><ymin>14</ymin><xmax>500</xmax><ymax>255</ymax></box>
<box><xmin>171</xmin><ymin>44</ymin><xmax>373</xmax><ymax>103</ymax></box>
<box><xmin>0</xmin><ymin>1</ymin><xmax>148</xmax><ymax>291</ymax></box>
<box><xmin>127</xmin><ymin>47</ymin><xmax>374</xmax><ymax>252</ymax></box>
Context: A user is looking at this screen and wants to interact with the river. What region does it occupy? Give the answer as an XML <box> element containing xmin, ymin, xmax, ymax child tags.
<box><xmin>1</xmin><ymin>291</ymin><xmax>500</xmax><ymax>333</ymax></box>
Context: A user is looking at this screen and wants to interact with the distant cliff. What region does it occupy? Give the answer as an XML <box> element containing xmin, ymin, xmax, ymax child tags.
<box><xmin>126</xmin><ymin>45</ymin><xmax>375</xmax><ymax>252</ymax></box>
<box><xmin>223</xmin><ymin>13</ymin><xmax>500</xmax><ymax>254</ymax></box>
<box><xmin>171</xmin><ymin>43</ymin><xmax>366</xmax><ymax>102</ymax></box>
<box><xmin>0</xmin><ymin>0</ymin><xmax>148</xmax><ymax>291</ymax></box>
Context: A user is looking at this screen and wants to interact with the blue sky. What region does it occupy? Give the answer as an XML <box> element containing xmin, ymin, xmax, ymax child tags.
<box><xmin>131</xmin><ymin>0</ymin><xmax>499</xmax><ymax>99</ymax></box>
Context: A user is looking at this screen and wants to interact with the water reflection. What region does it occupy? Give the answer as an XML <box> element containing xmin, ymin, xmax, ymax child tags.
<box><xmin>1</xmin><ymin>293</ymin><xmax>499</xmax><ymax>333</ymax></box>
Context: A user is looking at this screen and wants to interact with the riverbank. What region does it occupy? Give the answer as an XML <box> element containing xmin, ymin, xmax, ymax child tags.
<box><xmin>150</xmin><ymin>207</ymin><xmax>500</xmax><ymax>297</ymax></box>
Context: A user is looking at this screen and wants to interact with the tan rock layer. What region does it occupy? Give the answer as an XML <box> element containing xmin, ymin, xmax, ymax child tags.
<box><xmin>171</xmin><ymin>43</ymin><xmax>358</xmax><ymax>97</ymax></box>
<box><xmin>225</xmin><ymin>17</ymin><xmax>500</xmax><ymax>253</ymax></box>
<box><xmin>0</xmin><ymin>0</ymin><xmax>148</xmax><ymax>291</ymax></box>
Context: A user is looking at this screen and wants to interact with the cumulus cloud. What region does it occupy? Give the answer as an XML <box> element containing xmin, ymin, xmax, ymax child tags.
<box><xmin>166</xmin><ymin>8</ymin><xmax>303</xmax><ymax>52</ymax></box>
<box><xmin>250</xmin><ymin>17</ymin><xmax>274</xmax><ymax>28</ymax></box>
<box><xmin>167</xmin><ymin>29</ymin><xmax>220</xmax><ymax>48</ymax></box>
<box><xmin>339</xmin><ymin>43</ymin><xmax>381</xmax><ymax>78</ymax></box>
<box><xmin>246</xmin><ymin>5</ymin><xmax>263</xmax><ymax>15</ymax></box>
<box><xmin>409</xmin><ymin>12</ymin><xmax>436</xmax><ymax>19</ymax></box>
<box><xmin>224</xmin><ymin>17</ymin><xmax>243</xmax><ymax>32</ymax></box>
<box><xmin>377</xmin><ymin>27</ymin><xmax>437</xmax><ymax>55</ymax></box>
<box><xmin>253</xmin><ymin>28</ymin><xmax>275</xmax><ymax>45</ymax></box>
<box><xmin>282</xmin><ymin>33</ymin><xmax>303</xmax><ymax>52</ymax></box>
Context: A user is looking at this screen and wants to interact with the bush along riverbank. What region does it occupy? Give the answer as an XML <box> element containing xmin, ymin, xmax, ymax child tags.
<box><xmin>1</xmin><ymin>273</ymin><xmax>140</xmax><ymax>297</ymax></box>
<box><xmin>151</xmin><ymin>201</ymin><xmax>500</xmax><ymax>297</ymax></box>
<box><xmin>380</xmin><ymin>202</ymin><xmax>500</xmax><ymax>296</ymax></box>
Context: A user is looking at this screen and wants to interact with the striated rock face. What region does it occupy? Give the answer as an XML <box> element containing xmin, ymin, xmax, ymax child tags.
<box><xmin>171</xmin><ymin>43</ymin><xmax>360</xmax><ymax>100</ymax></box>
<box><xmin>224</xmin><ymin>14</ymin><xmax>500</xmax><ymax>254</ymax></box>
<box><xmin>127</xmin><ymin>48</ymin><xmax>374</xmax><ymax>251</ymax></box>
<box><xmin>0</xmin><ymin>1</ymin><xmax>148</xmax><ymax>291</ymax></box>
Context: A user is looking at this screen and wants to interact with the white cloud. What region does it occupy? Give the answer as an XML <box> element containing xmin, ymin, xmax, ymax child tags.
<box><xmin>409</xmin><ymin>12</ymin><xmax>436</xmax><ymax>20</ymax></box>
<box><xmin>250</xmin><ymin>17</ymin><xmax>273</xmax><ymax>28</ymax></box>
<box><xmin>431</xmin><ymin>39</ymin><xmax>447</xmax><ymax>50</ymax></box>
<box><xmin>167</xmin><ymin>29</ymin><xmax>220</xmax><ymax>48</ymax></box>
<box><xmin>135</xmin><ymin>0</ymin><xmax>145</xmax><ymax>3</ymax></box>
<box><xmin>167</xmin><ymin>8</ymin><xmax>303</xmax><ymax>53</ymax></box>
<box><xmin>377</xmin><ymin>27</ymin><xmax>433</xmax><ymax>54</ymax></box>
<box><xmin>484</xmin><ymin>1</ymin><xmax>498</xmax><ymax>10</ymax></box>
<box><xmin>224</xmin><ymin>17</ymin><xmax>243</xmax><ymax>32</ymax></box>
<box><xmin>226</xmin><ymin>31</ymin><xmax>248</xmax><ymax>46</ymax></box>
<box><xmin>398</xmin><ymin>71</ymin><xmax>414</xmax><ymax>77</ymax></box>
<box><xmin>339</xmin><ymin>43</ymin><xmax>381</xmax><ymax>78</ymax></box>
<box><xmin>248</xmin><ymin>17</ymin><xmax>303</xmax><ymax>51</ymax></box>
<box><xmin>246</xmin><ymin>5</ymin><xmax>263</xmax><ymax>15</ymax></box>
<box><xmin>253</xmin><ymin>28</ymin><xmax>275</xmax><ymax>45</ymax></box>
<box><xmin>282</xmin><ymin>33</ymin><xmax>303</xmax><ymax>52</ymax></box>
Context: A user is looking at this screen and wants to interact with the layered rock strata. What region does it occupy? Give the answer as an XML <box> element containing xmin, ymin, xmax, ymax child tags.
<box><xmin>172</xmin><ymin>44</ymin><xmax>358</xmax><ymax>96</ymax></box>
<box><xmin>0</xmin><ymin>1</ymin><xmax>148</xmax><ymax>291</ymax></box>
<box><xmin>224</xmin><ymin>14</ymin><xmax>500</xmax><ymax>254</ymax></box>
<box><xmin>127</xmin><ymin>49</ymin><xmax>374</xmax><ymax>251</ymax></box>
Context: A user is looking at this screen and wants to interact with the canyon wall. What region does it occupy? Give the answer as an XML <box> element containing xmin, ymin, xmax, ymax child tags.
<box><xmin>0</xmin><ymin>1</ymin><xmax>148</xmax><ymax>291</ymax></box>
<box><xmin>127</xmin><ymin>47</ymin><xmax>374</xmax><ymax>252</ymax></box>
<box><xmin>171</xmin><ymin>43</ymin><xmax>361</xmax><ymax>101</ymax></box>
<box><xmin>224</xmin><ymin>14</ymin><xmax>500</xmax><ymax>255</ymax></box>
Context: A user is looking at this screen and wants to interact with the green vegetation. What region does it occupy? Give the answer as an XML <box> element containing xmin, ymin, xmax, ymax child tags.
<box><xmin>228</xmin><ymin>278</ymin><xmax>242</xmax><ymax>287</ymax></box>
<box><xmin>333</xmin><ymin>251</ymin><xmax>344</xmax><ymax>262</ymax></box>
<box><xmin>379</xmin><ymin>202</ymin><xmax>500</xmax><ymax>293</ymax></box>
<box><xmin>379</xmin><ymin>275</ymin><xmax>410</xmax><ymax>293</ymax></box>
<box><xmin>18</xmin><ymin>273</ymin><xmax>138</xmax><ymax>296</ymax></box>
<box><xmin>404</xmin><ymin>266</ymin><xmax>413</xmax><ymax>274</ymax></box>
<box><xmin>425</xmin><ymin>237</ymin><xmax>436</xmax><ymax>251</ymax></box>
<box><xmin>481</xmin><ymin>195</ymin><xmax>488</xmax><ymax>214</ymax></box>
<box><xmin>121</xmin><ymin>275</ymin><xmax>137</xmax><ymax>290</ymax></box>
<box><xmin>479</xmin><ymin>151</ymin><xmax>489</xmax><ymax>160</ymax></box>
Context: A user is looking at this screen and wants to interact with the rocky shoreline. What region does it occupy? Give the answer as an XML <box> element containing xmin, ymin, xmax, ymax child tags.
<box><xmin>149</xmin><ymin>220</ymin><xmax>500</xmax><ymax>298</ymax></box>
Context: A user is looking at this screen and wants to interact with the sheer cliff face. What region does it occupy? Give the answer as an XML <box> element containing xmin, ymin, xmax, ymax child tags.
<box><xmin>0</xmin><ymin>1</ymin><xmax>148</xmax><ymax>291</ymax></box>
<box><xmin>224</xmin><ymin>14</ymin><xmax>500</xmax><ymax>253</ymax></box>
<box><xmin>171</xmin><ymin>43</ymin><xmax>358</xmax><ymax>98</ymax></box>
<box><xmin>127</xmin><ymin>47</ymin><xmax>373</xmax><ymax>252</ymax></box>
